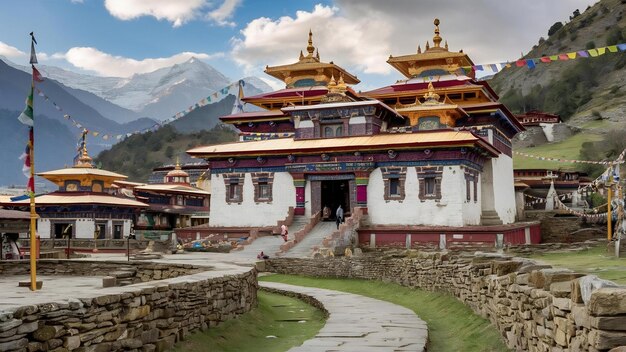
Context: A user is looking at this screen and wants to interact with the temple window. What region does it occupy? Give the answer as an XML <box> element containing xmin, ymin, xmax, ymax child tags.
<box><xmin>464</xmin><ymin>168</ymin><xmax>479</xmax><ymax>203</ymax></box>
<box><xmin>323</xmin><ymin>124</ymin><xmax>343</xmax><ymax>138</ymax></box>
<box><xmin>381</xmin><ymin>167</ymin><xmax>407</xmax><ymax>201</ymax></box>
<box><xmin>223</xmin><ymin>173</ymin><xmax>245</xmax><ymax>204</ymax></box>
<box><xmin>424</xmin><ymin>177</ymin><xmax>436</xmax><ymax>195</ymax></box>
<box><xmin>466</xmin><ymin>179</ymin><xmax>471</xmax><ymax>201</ymax></box>
<box><xmin>463</xmin><ymin>92</ymin><xmax>477</xmax><ymax>100</ymax></box>
<box><xmin>416</xmin><ymin>166</ymin><xmax>443</xmax><ymax>201</ymax></box>
<box><xmin>176</xmin><ymin>195</ymin><xmax>184</xmax><ymax>206</ymax></box>
<box><xmin>252</xmin><ymin>172</ymin><xmax>274</xmax><ymax>203</ymax></box>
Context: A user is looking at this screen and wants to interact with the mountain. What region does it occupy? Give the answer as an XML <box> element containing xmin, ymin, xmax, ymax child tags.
<box><xmin>489</xmin><ymin>0</ymin><xmax>626</xmax><ymax>171</ymax></box>
<box><xmin>0</xmin><ymin>109</ymin><xmax>77</xmax><ymax>187</ymax></box>
<box><xmin>95</xmin><ymin>124</ymin><xmax>238</xmax><ymax>182</ymax></box>
<box><xmin>60</xmin><ymin>85</ymin><xmax>141</xmax><ymax>124</ymax></box>
<box><xmin>14</xmin><ymin>57</ymin><xmax>274</xmax><ymax>121</ymax></box>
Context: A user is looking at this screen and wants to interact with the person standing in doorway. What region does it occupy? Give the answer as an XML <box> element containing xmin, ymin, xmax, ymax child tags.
<box><xmin>336</xmin><ymin>205</ymin><xmax>344</xmax><ymax>229</ymax></box>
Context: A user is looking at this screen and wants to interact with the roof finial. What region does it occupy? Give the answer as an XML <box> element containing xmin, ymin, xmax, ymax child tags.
<box><xmin>423</xmin><ymin>81</ymin><xmax>441</xmax><ymax>104</ymax></box>
<box><xmin>74</xmin><ymin>129</ymin><xmax>94</xmax><ymax>168</ymax></box>
<box><xmin>417</xmin><ymin>44</ymin><xmax>422</xmax><ymax>54</ymax></box>
<box><xmin>445</xmin><ymin>40</ymin><xmax>448</xmax><ymax>50</ymax></box>
<box><xmin>328</xmin><ymin>73</ymin><xmax>337</xmax><ymax>88</ymax></box>
<box><xmin>433</xmin><ymin>18</ymin><xmax>442</xmax><ymax>48</ymax></box>
<box><xmin>299</xmin><ymin>50</ymin><xmax>304</xmax><ymax>60</ymax></box>
<box><xmin>425</xmin><ymin>40</ymin><xmax>430</xmax><ymax>50</ymax></box>
<box><xmin>306</xmin><ymin>29</ymin><xmax>315</xmax><ymax>56</ymax></box>
<box><xmin>175</xmin><ymin>157</ymin><xmax>181</xmax><ymax>169</ymax></box>
<box><xmin>315</xmin><ymin>48</ymin><xmax>320</xmax><ymax>60</ymax></box>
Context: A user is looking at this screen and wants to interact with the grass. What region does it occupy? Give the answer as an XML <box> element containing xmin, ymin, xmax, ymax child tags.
<box><xmin>260</xmin><ymin>274</ymin><xmax>509</xmax><ymax>352</ymax></box>
<box><xmin>523</xmin><ymin>245</ymin><xmax>626</xmax><ymax>284</ymax></box>
<box><xmin>172</xmin><ymin>291</ymin><xmax>325</xmax><ymax>352</ymax></box>
<box><xmin>514</xmin><ymin>133</ymin><xmax>603</xmax><ymax>169</ymax></box>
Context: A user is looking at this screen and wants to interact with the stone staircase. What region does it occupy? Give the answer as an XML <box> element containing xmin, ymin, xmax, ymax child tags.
<box><xmin>282</xmin><ymin>221</ymin><xmax>336</xmax><ymax>258</ymax></box>
<box><xmin>480</xmin><ymin>210</ymin><xmax>503</xmax><ymax>226</ymax></box>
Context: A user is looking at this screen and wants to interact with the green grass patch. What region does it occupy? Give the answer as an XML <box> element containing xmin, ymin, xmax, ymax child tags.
<box><xmin>172</xmin><ymin>291</ymin><xmax>325</xmax><ymax>352</ymax></box>
<box><xmin>523</xmin><ymin>245</ymin><xmax>626</xmax><ymax>284</ymax></box>
<box><xmin>260</xmin><ymin>274</ymin><xmax>509</xmax><ymax>352</ymax></box>
<box><xmin>514</xmin><ymin>133</ymin><xmax>603</xmax><ymax>169</ymax></box>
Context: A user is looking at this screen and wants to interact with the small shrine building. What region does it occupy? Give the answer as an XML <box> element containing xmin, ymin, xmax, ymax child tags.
<box><xmin>0</xmin><ymin>145</ymin><xmax>147</xmax><ymax>239</ymax></box>
<box><xmin>187</xmin><ymin>20</ymin><xmax>540</xmax><ymax>248</ymax></box>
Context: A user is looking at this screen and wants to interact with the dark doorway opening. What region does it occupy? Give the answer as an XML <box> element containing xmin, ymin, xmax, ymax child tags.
<box><xmin>321</xmin><ymin>179</ymin><xmax>350</xmax><ymax>220</ymax></box>
<box><xmin>54</xmin><ymin>223</ymin><xmax>74</xmax><ymax>239</ymax></box>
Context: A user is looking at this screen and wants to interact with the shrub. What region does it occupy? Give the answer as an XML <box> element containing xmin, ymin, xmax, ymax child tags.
<box><xmin>585</xmin><ymin>41</ymin><xmax>596</xmax><ymax>49</ymax></box>
<box><xmin>548</xmin><ymin>22</ymin><xmax>564</xmax><ymax>36</ymax></box>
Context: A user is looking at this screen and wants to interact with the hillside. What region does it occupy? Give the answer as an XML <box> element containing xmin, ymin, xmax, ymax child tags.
<box><xmin>490</xmin><ymin>0</ymin><xmax>626</xmax><ymax>171</ymax></box>
<box><xmin>95</xmin><ymin>124</ymin><xmax>237</xmax><ymax>182</ymax></box>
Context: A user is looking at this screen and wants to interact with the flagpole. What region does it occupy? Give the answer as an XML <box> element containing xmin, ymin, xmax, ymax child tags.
<box><xmin>28</xmin><ymin>32</ymin><xmax>38</xmax><ymax>291</ymax></box>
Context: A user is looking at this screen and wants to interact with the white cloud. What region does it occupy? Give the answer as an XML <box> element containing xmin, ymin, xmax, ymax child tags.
<box><xmin>232</xmin><ymin>1</ymin><xmax>595</xmax><ymax>88</ymax></box>
<box><xmin>0</xmin><ymin>41</ymin><xmax>26</xmax><ymax>58</ymax></box>
<box><xmin>104</xmin><ymin>0</ymin><xmax>207</xmax><ymax>27</ymax></box>
<box><xmin>207</xmin><ymin>0</ymin><xmax>241</xmax><ymax>27</ymax></box>
<box><xmin>62</xmin><ymin>47</ymin><xmax>223</xmax><ymax>77</ymax></box>
<box><xmin>231</xmin><ymin>4</ymin><xmax>393</xmax><ymax>79</ymax></box>
<box><xmin>70</xmin><ymin>0</ymin><xmax>84</xmax><ymax>4</ymax></box>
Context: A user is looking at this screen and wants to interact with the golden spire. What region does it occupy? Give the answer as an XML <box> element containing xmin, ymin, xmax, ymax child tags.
<box><xmin>423</xmin><ymin>81</ymin><xmax>441</xmax><ymax>104</ymax></box>
<box><xmin>336</xmin><ymin>73</ymin><xmax>347</xmax><ymax>92</ymax></box>
<box><xmin>74</xmin><ymin>130</ymin><xmax>94</xmax><ymax>168</ymax></box>
<box><xmin>306</xmin><ymin>29</ymin><xmax>315</xmax><ymax>56</ymax></box>
<box><xmin>328</xmin><ymin>73</ymin><xmax>337</xmax><ymax>89</ymax></box>
<box><xmin>425</xmin><ymin>40</ymin><xmax>430</xmax><ymax>50</ymax></box>
<box><xmin>417</xmin><ymin>44</ymin><xmax>421</xmax><ymax>54</ymax></box>
<box><xmin>445</xmin><ymin>40</ymin><xmax>448</xmax><ymax>50</ymax></box>
<box><xmin>433</xmin><ymin>18</ymin><xmax>442</xmax><ymax>48</ymax></box>
<box><xmin>316</xmin><ymin>48</ymin><xmax>320</xmax><ymax>60</ymax></box>
<box><xmin>175</xmin><ymin>157</ymin><xmax>181</xmax><ymax>170</ymax></box>
<box><xmin>299</xmin><ymin>50</ymin><xmax>304</xmax><ymax>60</ymax></box>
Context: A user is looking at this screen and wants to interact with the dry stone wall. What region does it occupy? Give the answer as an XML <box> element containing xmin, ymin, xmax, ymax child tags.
<box><xmin>0</xmin><ymin>263</ymin><xmax>257</xmax><ymax>352</ymax></box>
<box><xmin>264</xmin><ymin>253</ymin><xmax>626</xmax><ymax>351</ymax></box>
<box><xmin>0</xmin><ymin>260</ymin><xmax>204</xmax><ymax>285</ymax></box>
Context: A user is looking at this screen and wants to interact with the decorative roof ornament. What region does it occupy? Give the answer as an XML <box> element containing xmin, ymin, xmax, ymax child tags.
<box><xmin>299</xmin><ymin>50</ymin><xmax>304</xmax><ymax>60</ymax></box>
<box><xmin>422</xmin><ymin>82</ymin><xmax>441</xmax><ymax>105</ymax></box>
<box><xmin>432</xmin><ymin>18</ymin><xmax>443</xmax><ymax>49</ymax></box>
<box><xmin>336</xmin><ymin>73</ymin><xmax>347</xmax><ymax>92</ymax></box>
<box><xmin>74</xmin><ymin>130</ymin><xmax>94</xmax><ymax>168</ymax></box>
<box><xmin>306</xmin><ymin>29</ymin><xmax>315</xmax><ymax>57</ymax></box>
<box><xmin>425</xmin><ymin>41</ymin><xmax>430</xmax><ymax>50</ymax></box>
<box><xmin>328</xmin><ymin>74</ymin><xmax>337</xmax><ymax>90</ymax></box>
<box><xmin>417</xmin><ymin>45</ymin><xmax>422</xmax><ymax>54</ymax></box>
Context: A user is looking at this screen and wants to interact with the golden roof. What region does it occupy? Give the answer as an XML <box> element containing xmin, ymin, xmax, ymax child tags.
<box><xmin>1</xmin><ymin>193</ymin><xmax>147</xmax><ymax>207</ymax></box>
<box><xmin>38</xmin><ymin>168</ymin><xmax>128</xmax><ymax>188</ymax></box>
<box><xmin>188</xmin><ymin>130</ymin><xmax>498</xmax><ymax>158</ymax></box>
<box><xmin>166</xmin><ymin>160</ymin><xmax>189</xmax><ymax>179</ymax></box>
<box><xmin>387</xmin><ymin>18</ymin><xmax>474</xmax><ymax>78</ymax></box>
<box><xmin>264</xmin><ymin>30</ymin><xmax>360</xmax><ymax>88</ymax></box>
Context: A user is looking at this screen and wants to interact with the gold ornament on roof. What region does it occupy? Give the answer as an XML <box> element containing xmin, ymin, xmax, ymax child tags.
<box><xmin>423</xmin><ymin>82</ymin><xmax>441</xmax><ymax>105</ymax></box>
<box><xmin>307</xmin><ymin>29</ymin><xmax>315</xmax><ymax>56</ymax></box>
<box><xmin>433</xmin><ymin>18</ymin><xmax>442</xmax><ymax>48</ymax></box>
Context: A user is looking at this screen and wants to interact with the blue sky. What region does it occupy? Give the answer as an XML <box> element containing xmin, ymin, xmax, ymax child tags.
<box><xmin>0</xmin><ymin>0</ymin><xmax>595</xmax><ymax>90</ymax></box>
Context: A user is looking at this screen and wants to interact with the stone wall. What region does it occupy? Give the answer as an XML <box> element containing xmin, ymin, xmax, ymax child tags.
<box><xmin>264</xmin><ymin>254</ymin><xmax>626</xmax><ymax>351</ymax></box>
<box><xmin>0</xmin><ymin>265</ymin><xmax>257</xmax><ymax>352</ymax></box>
<box><xmin>0</xmin><ymin>260</ymin><xmax>203</xmax><ymax>285</ymax></box>
<box><xmin>525</xmin><ymin>211</ymin><xmax>605</xmax><ymax>243</ymax></box>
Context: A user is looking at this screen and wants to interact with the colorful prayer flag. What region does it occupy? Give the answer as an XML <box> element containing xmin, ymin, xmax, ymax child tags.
<box><xmin>577</xmin><ymin>50</ymin><xmax>589</xmax><ymax>58</ymax></box>
<box><xmin>567</xmin><ymin>52</ymin><xmax>577</xmax><ymax>59</ymax></box>
<box><xmin>618</xmin><ymin>43</ymin><xmax>626</xmax><ymax>51</ymax></box>
<box><xmin>526</xmin><ymin>59</ymin><xmax>536</xmax><ymax>69</ymax></box>
<box><xmin>540</xmin><ymin>56</ymin><xmax>551</xmax><ymax>63</ymax></box>
<box><xmin>17</xmin><ymin>82</ymin><xmax>34</xmax><ymax>126</ymax></box>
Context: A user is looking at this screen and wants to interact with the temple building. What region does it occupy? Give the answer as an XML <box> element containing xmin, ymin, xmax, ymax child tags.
<box><xmin>0</xmin><ymin>145</ymin><xmax>147</xmax><ymax>239</ymax></box>
<box><xmin>129</xmin><ymin>162</ymin><xmax>210</xmax><ymax>239</ymax></box>
<box><xmin>187</xmin><ymin>20</ymin><xmax>540</xmax><ymax>248</ymax></box>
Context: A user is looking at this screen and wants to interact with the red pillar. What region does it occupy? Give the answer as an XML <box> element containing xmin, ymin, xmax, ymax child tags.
<box><xmin>292</xmin><ymin>173</ymin><xmax>306</xmax><ymax>215</ymax></box>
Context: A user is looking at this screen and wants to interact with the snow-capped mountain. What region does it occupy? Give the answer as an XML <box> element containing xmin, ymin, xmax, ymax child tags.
<box><xmin>6</xmin><ymin>56</ymin><xmax>273</xmax><ymax>120</ymax></box>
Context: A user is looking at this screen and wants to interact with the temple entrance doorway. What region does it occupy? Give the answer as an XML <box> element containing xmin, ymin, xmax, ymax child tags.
<box><xmin>321</xmin><ymin>179</ymin><xmax>350</xmax><ymax>220</ymax></box>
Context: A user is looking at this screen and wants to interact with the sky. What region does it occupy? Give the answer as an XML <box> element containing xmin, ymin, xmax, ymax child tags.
<box><xmin>0</xmin><ymin>0</ymin><xmax>597</xmax><ymax>91</ymax></box>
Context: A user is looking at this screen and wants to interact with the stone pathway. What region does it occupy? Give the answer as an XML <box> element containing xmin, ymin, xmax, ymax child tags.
<box><xmin>283</xmin><ymin>221</ymin><xmax>336</xmax><ymax>258</ymax></box>
<box><xmin>260</xmin><ymin>282</ymin><xmax>428</xmax><ymax>352</ymax></box>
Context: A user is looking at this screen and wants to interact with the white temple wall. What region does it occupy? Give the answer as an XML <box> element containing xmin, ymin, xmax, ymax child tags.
<box><xmin>210</xmin><ymin>172</ymin><xmax>296</xmax><ymax>227</ymax></box>
<box><xmin>367</xmin><ymin>166</ymin><xmax>469</xmax><ymax>227</ymax></box>
<box><xmin>37</xmin><ymin>219</ymin><xmax>51</xmax><ymax>239</ymax></box>
<box><xmin>123</xmin><ymin>220</ymin><xmax>132</xmax><ymax>238</ymax></box>
<box><xmin>492</xmin><ymin>155</ymin><xmax>517</xmax><ymax>224</ymax></box>
<box><xmin>75</xmin><ymin>219</ymin><xmax>95</xmax><ymax>239</ymax></box>
<box><xmin>462</xmin><ymin>171</ymin><xmax>482</xmax><ymax>225</ymax></box>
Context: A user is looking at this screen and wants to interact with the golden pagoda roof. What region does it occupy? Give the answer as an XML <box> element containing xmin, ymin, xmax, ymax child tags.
<box><xmin>264</xmin><ymin>30</ymin><xmax>360</xmax><ymax>88</ymax></box>
<box><xmin>166</xmin><ymin>160</ymin><xmax>189</xmax><ymax>179</ymax></box>
<box><xmin>387</xmin><ymin>18</ymin><xmax>474</xmax><ymax>79</ymax></box>
<box><xmin>187</xmin><ymin>130</ymin><xmax>499</xmax><ymax>158</ymax></box>
<box><xmin>1</xmin><ymin>193</ymin><xmax>147</xmax><ymax>207</ymax></box>
<box><xmin>38</xmin><ymin>168</ymin><xmax>127</xmax><ymax>179</ymax></box>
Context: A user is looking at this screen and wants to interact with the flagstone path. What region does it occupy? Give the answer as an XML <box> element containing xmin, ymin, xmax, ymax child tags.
<box><xmin>260</xmin><ymin>281</ymin><xmax>428</xmax><ymax>352</ymax></box>
<box><xmin>282</xmin><ymin>221</ymin><xmax>336</xmax><ymax>258</ymax></box>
